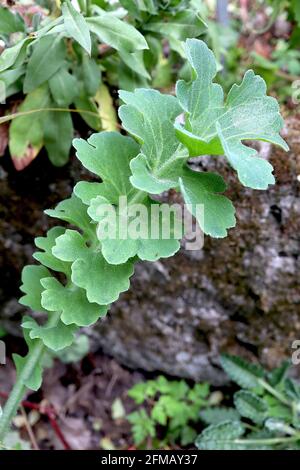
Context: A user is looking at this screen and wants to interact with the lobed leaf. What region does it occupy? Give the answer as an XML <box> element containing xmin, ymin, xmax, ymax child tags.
<box><xmin>19</xmin><ymin>265</ymin><xmax>51</xmax><ymax>312</ymax></box>
<box><xmin>119</xmin><ymin>88</ymin><xmax>185</xmax><ymax>194</ymax></box>
<box><xmin>53</xmin><ymin>229</ymin><xmax>135</xmax><ymax>305</ymax></box>
<box><xmin>13</xmin><ymin>328</ymin><xmax>43</xmax><ymax>391</ymax></box>
<box><xmin>119</xmin><ymin>88</ymin><xmax>236</xmax><ymax>237</ymax></box>
<box><xmin>22</xmin><ymin>316</ymin><xmax>77</xmax><ymax>352</ymax></box>
<box><xmin>175</xmin><ymin>39</ymin><xmax>288</xmax><ymax>189</ymax></box>
<box><xmin>40</xmin><ymin>277</ymin><xmax>108</xmax><ymax>327</ymax></box>
<box><xmin>33</xmin><ymin>226</ymin><xmax>70</xmax><ymax>274</ymax></box>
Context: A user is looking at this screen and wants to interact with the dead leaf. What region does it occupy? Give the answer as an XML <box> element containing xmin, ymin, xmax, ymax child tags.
<box><xmin>11</xmin><ymin>144</ymin><xmax>42</xmax><ymax>171</ymax></box>
<box><xmin>95</xmin><ymin>84</ymin><xmax>118</xmax><ymax>132</ymax></box>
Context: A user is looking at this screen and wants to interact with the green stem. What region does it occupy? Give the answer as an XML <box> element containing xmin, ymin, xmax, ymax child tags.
<box><xmin>0</xmin><ymin>312</ymin><xmax>61</xmax><ymax>443</ymax></box>
<box><xmin>0</xmin><ymin>107</ymin><xmax>100</xmax><ymax>125</ymax></box>
<box><xmin>259</xmin><ymin>379</ymin><xmax>291</xmax><ymax>407</ymax></box>
<box><xmin>234</xmin><ymin>434</ymin><xmax>300</xmax><ymax>446</ymax></box>
<box><xmin>86</xmin><ymin>0</ymin><xmax>91</xmax><ymax>16</ymax></box>
<box><xmin>77</xmin><ymin>0</ymin><xmax>87</xmax><ymax>14</ymax></box>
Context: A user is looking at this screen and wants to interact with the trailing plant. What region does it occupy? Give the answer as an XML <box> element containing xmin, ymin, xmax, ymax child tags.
<box><xmin>0</xmin><ymin>38</ymin><xmax>288</xmax><ymax>442</ymax></box>
<box><xmin>0</xmin><ymin>0</ymin><xmax>204</xmax><ymax>169</ymax></box>
<box><xmin>127</xmin><ymin>375</ymin><xmax>213</xmax><ymax>448</ymax></box>
<box><xmin>196</xmin><ymin>355</ymin><xmax>300</xmax><ymax>450</ymax></box>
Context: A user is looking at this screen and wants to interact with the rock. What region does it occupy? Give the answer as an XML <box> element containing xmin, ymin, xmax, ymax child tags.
<box><xmin>93</xmin><ymin>115</ymin><xmax>300</xmax><ymax>384</ymax></box>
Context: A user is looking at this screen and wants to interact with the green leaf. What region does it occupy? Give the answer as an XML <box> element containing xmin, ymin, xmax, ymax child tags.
<box><xmin>35</xmin><ymin>16</ymin><xmax>64</xmax><ymax>39</ymax></box>
<box><xmin>151</xmin><ymin>397</ymin><xmax>168</xmax><ymax>425</ymax></box>
<box><xmin>62</xmin><ymin>0</ymin><xmax>91</xmax><ymax>54</ymax></box>
<box><xmin>74</xmin><ymin>182</ymin><xmax>103</xmax><ymax>205</ymax></box>
<box><xmin>13</xmin><ymin>329</ymin><xmax>43</xmax><ymax>391</ymax></box>
<box><xmin>119</xmin><ymin>50</ymin><xmax>150</xmax><ymax>80</ymax></box>
<box><xmin>24</xmin><ymin>36</ymin><xmax>66</xmax><ymax>93</ymax></box>
<box><xmin>19</xmin><ymin>265</ymin><xmax>51</xmax><ymax>312</ymax></box>
<box><xmin>82</xmin><ymin>55</ymin><xmax>101</xmax><ymax>97</ymax></box>
<box><xmin>45</xmin><ymin>195</ymin><xmax>94</xmax><ymax>236</ymax></box>
<box><xmin>40</xmin><ymin>277</ymin><xmax>108</xmax><ymax>326</ymax></box>
<box><xmin>195</xmin><ymin>420</ymin><xmax>246</xmax><ymax>450</ymax></box>
<box><xmin>52</xmin><ymin>229</ymin><xmax>135</xmax><ymax>305</ymax></box>
<box><xmin>44</xmin><ymin>110</ymin><xmax>73</xmax><ymax>166</ymax></box>
<box><xmin>54</xmin><ymin>334</ymin><xmax>89</xmax><ymax>364</ymax></box>
<box><xmin>0</xmin><ymin>67</ymin><xmax>25</xmax><ymax>100</ymax></box>
<box><xmin>72</xmin><ymin>251</ymin><xmax>134</xmax><ymax>305</ymax></box>
<box><xmin>264</xmin><ymin>395</ymin><xmax>293</xmax><ymax>421</ymax></box>
<box><xmin>118</xmin><ymin>61</ymin><xmax>149</xmax><ymax>92</ymax></box>
<box><xmin>144</xmin><ymin>10</ymin><xmax>206</xmax><ymax>41</ymax></box>
<box><xmin>87</xmin><ymin>15</ymin><xmax>148</xmax><ymax>52</ymax></box>
<box><xmin>74</xmin><ymin>132</ymin><xmax>180</xmax><ymax>263</ymax></box>
<box><xmin>285</xmin><ymin>378</ymin><xmax>300</xmax><ymax>401</ymax></box>
<box><xmin>119</xmin><ymin>0</ymin><xmax>144</xmax><ymax>19</ymax></box>
<box><xmin>152</xmin><ymin>56</ymin><xmax>172</xmax><ymax>89</ymax></box>
<box><xmin>9</xmin><ymin>85</ymin><xmax>50</xmax><ymax>167</ymax></box>
<box><xmin>127</xmin><ymin>409</ymin><xmax>155</xmax><ymax>445</ymax></box>
<box><xmin>200</xmin><ymin>407</ymin><xmax>240</xmax><ymax>425</ymax></box>
<box><xmin>88</xmin><ymin>196</ymin><xmax>181</xmax><ymax>264</ymax></box>
<box><xmin>220</xmin><ymin>354</ymin><xmax>265</xmax><ymax>389</ymax></box>
<box><xmin>74</xmin><ymin>93</ymin><xmax>101</xmax><ymax>130</ymax></box>
<box><xmin>128</xmin><ymin>381</ymin><xmax>155</xmax><ymax>404</ymax></box>
<box><xmin>234</xmin><ymin>390</ymin><xmax>268</xmax><ymax>424</ymax></box>
<box><xmin>268</xmin><ymin>361</ymin><xmax>290</xmax><ymax>387</ymax></box>
<box><xmin>22</xmin><ymin>316</ymin><xmax>77</xmax><ymax>351</ymax></box>
<box><xmin>52</xmin><ymin>229</ymin><xmax>87</xmax><ymax>262</ymax></box>
<box><xmin>119</xmin><ymin>88</ymin><xmax>186</xmax><ymax>194</ymax></box>
<box><xmin>119</xmin><ymin>87</ymin><xmax>236</xmax><ymax>238</ymax></box>
<box><xmin>179</xmin><ymin>170</ymin><xmax>236</xmax><ymax>237</ymax></box>
<box><xmin>175</xmin><ymin>39</ymin><xmax>288</xmax><ymax>189</ymax></box>
<box><xmin>121</xmin><ymin>0</ymin><xmax>157</xmax><ymax>16</ymax></box>
<box><xmin>73</xmin><ymin>132</ymin><xmax>139</xmax><ymax>203</ymax></box>
<box><xmin>49</xmin><ymin>66</ymin><xmax>78</xmax><ymax>106</ymax></box>
<box><xmin>292</xmin><ymin>0</ymin><xmax>300</xmax><ymax>25</ymax></box>
<box><xmin>180</xmin><ymin>426</ymin><xmax>197</xmax><ymax>446</ymax></box>
<box><xmin>0</xmin><ymin>6</ymin><xmax>25</xmax><ymax>34</ymax></box>
<box><xmin>0</xmin><ymin>38</ymin><xmax>31</xmax><ymax>73</ymax></box>
<box><xmin>33</xmin><ymin>226</ymin><xmax>70</xmax><ymax>274</ymax></box>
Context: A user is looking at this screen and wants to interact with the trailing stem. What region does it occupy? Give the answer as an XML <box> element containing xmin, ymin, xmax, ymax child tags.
<box><xmin>0</xmin><ymin>312</ymin><xmax>60</xmax><ymax>442</ymax></box>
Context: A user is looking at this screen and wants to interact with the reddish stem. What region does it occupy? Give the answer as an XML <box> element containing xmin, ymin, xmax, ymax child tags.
<box><xmin>0</xmin><ymin>391</ymin><xmax>71</xmax><ymax>450</ymax></box>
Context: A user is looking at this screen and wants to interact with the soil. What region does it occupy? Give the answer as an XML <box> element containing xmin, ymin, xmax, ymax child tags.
<box><xmin>0</xmin><ymin>346</ymin><xmax>144</xmax><ymax>450</ymax></box>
